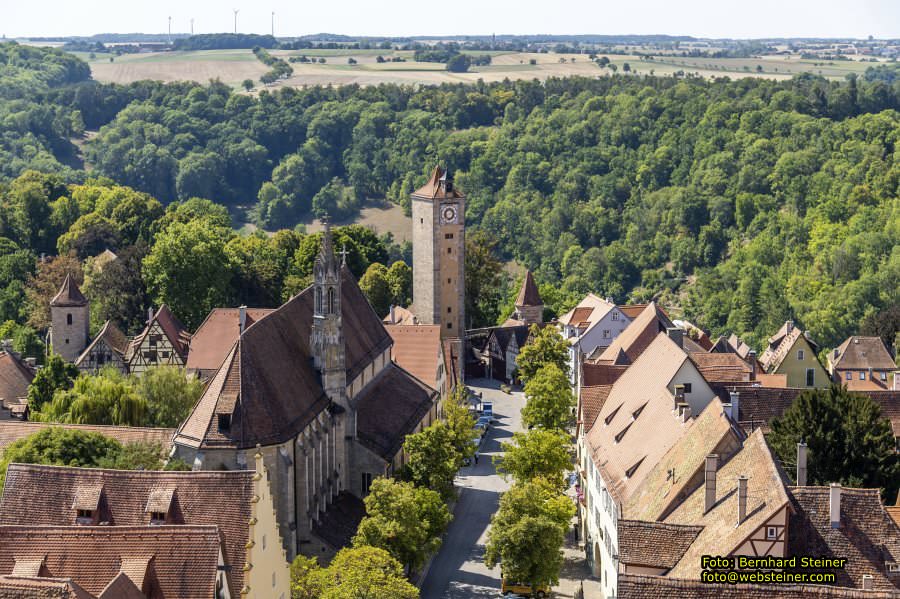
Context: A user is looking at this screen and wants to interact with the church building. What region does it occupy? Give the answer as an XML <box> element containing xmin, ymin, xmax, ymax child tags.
<box><xmin>172</xmin><ymin>221</ymin><xmax>439</xmax><ymax>559</ymax></box>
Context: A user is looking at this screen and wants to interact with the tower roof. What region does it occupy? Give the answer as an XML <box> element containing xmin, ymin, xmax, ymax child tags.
<box><xmin>411</xmin><ymin>166</ymin><xmax>464</xmax><ymax>200</ymax></box>
<box><xmin>515</xmin><ymin>270</ymin><xmax>542</xmax><ymax>307</ymax></box>
<box><xmin>49</xmin><ymin>274</ymin><xmax>88</xmax><ymax>308</ymax></box>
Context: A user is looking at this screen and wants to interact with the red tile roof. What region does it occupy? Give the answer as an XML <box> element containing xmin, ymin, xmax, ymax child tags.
<box><xmin>788</xmin><ymin>486</ymin><xmax>900</xmax><ymax>591</ymax></box>
<box><xmin>186</xmin><ymin>307</ymin><xmax>275</xmax><ymax>374</ymax></box>
<box><xmin>386</xmin><ymin>324</ymin><xmax>442</xmax><ymax>389</ymax></box>
<box><xmin>49</xmin><ymin>274</ymin><xmax>88</xmax><ymax>308</ymax></box>
<box><xmin>515</xmin><ymin>271</ymin><xmax>542</xmax><ymax>307</ymax></box>
<box><xmin>618</xmin><ymin>521</ymin><xmax>702</xmax><ymax>569</ymax></box>
<box><xmin>579</xmin><ymin>385</ymin><xmax>612</xmax><ymax>432</ymax></box>
<box><xmin>689</xmin><ymin>352</ymin><xmax>753</xmax><ymax>384</ymax></box>
<box><xmin>411</xmin><ymin>166</ymin><xmax>464</xmax><ymax>200</ymax></box>
<box><xmin>593</xmin><ymin>302</ymin><xmax>673</xmax><ymax>365</ymax></box>
<box><xmin>0</xmin><ymin>525</ymin><xmax>222</xmax><ymax>599</ymax></box>
<box><xmin>0</xmin><ymin>576</ymin><xmax>92</xmax><ymax>599</ymax></box>
<box><xmin>831</xmin><ymin>336</ymin><xmax>897</xmax><ymax>372</ymax></box>
<box><xmin>581</xmin><ymin>362</ymin><xmax>627</xmax><ymax>386</ymax></box>
<box><xmin>0</xmin><ymin>464</ymin><xmax>254</xmax><ymax>598</ymax></box>
<box><xmin>0</xmin><ymin>352</ymin><xmax>34</xmax><ymax>411</ymax></box>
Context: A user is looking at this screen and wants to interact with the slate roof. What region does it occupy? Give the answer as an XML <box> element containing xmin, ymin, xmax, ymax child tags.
<box><xmin>0</xmin><ymin>352</ymin><xmax>34</xmax><ymax>412</ymax></box>
<box><xmin>586</xmin><ymin>333</ymin><xmax>696</xmax><ymax>504</ymax></box>
<box><xmin>664</xmin><ymin>429</ymin><xmax>793</xmax><ymax>579</ymax></box>
<box><xmin>356</xmin><ymin>363</ymin><xmax>437</xmax><ymax>460</ymax></box>
<box><xmin>0</xmin><ymin>525</ymin><xmax>222</xmax><ymax>599</ymax></box>
<box><xmin>593</xmin><ymin>302</ymin><xmax>673</xmax><ymax>365</ymax></box>
<box><xmin>175</xmin><ymin>266</ymin><xmax>394</xmax><ymax>450</ymax></box>
<box><xmin>624</xmin><ymin>399</ymin><xmax>741</xmax><ymax>522</ymax></box>
<box><xmin>0</xmin><ymin>422</ymin><xmax>175</xmax><ymax>453</ymax></box>
<box><xmin>49</xmin><ymin>274</ymin><xmax>88</xmax><ymax>308</ymax></box>
<box><xmin>0</xmin><ymin>464</ymin><xmax>255</xmax><ymax>598</ymax></box>
<box><xmin>185</xmin><ymin>307</ymin><xmax>275</xmax><ymax>375</ymax></box>
<box><xmin>411</xmin><ymin>165</ymin><xmax>464</xmax><ymax>200</ymax></box>
<box><xmin>515</xmin><ymin>271</ymin><xmax>542</xmax><ymax>306</ymax></box>
<box><xmin>618</xmin><ymin>521</ymin><xmax>702</xmax><ymax>569</ymax></box>
<box><xmin>619</xmin><ymin>574</ymin><xmax>900</xmax><ymax>598</ymax></box>
<box><xmin>787</xmin><ymin>486</ymin><xmax>900</xmax><ymax>591</ymax></box>
<box><xmin>831</xmin><ymin>336</ymin><xmax>896</xmax><ymax>372</ymax></box>
<box><xmin>386</xmin><ymin>324</ymin><xmax>442</xmax><ymax>389</ymax></box>
<box><xmin>311</xmin><ymin>491</ymin><xmax>366</xmax><ymax>550</ymax></box>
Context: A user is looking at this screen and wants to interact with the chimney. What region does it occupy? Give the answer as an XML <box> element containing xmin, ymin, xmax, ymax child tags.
<box><xmin>678</xmin><ymin>402</ymin><xmax>691</xmax><ymax>423</ymax></box>
<box><xmin>238</xmin><ymin>305</ymin><xmax>247</xmax><ymax>334</ymax></box>
<box><xmin>24</xmin><ymin>357</ymin><xmax>36</xmax><ymax>368</ymax></box>
<box><xmin>861</xmin><ymin>575</ymin><xmax>874</xmax><ymax>590</ymax></box>
<box><xmin>389</xmin><ymin>304</ymin><xmax>396</xmax><ymax>324</ymax></box>
<box><xmin>737</xmin><ymin>475</ymin><xmax>749</xmax><ymax>524</ymax></box>
<box><xmin>673</xmin><ymin>384</ymin><xmax>685</xmax><ymax>409</ymax></box>
<box><xmin>829</xmin><ymin>483</ymin><xmax>841</xmax><ymax>529</ymax></box>
<box><xmin>729</xmin><ymin>390</ymin><xmax>740</xmax><ymax>421</ymax></box>
<box><xmin>868</xmin><ymin>367</ymin><xmax>873</xmax><ymax>381</ymax></box>
<box><xmin>786</xmin><ymin>320</ymin><xmax>794</xmax><ymax>334</ymax></box>
<box><xmin>667</xmin><ymin>327</ymin><xmax>683</xmax><ymax>349</ymax></box>
<box><xmin>748</xmin><ymin>350</ymin><xmax>757</xmax><ymax>381</ymax></box>
<box><xmin>796</xmin><ymin>442</ymin><xmax>807</xmax><ymax>486</ymax></box>
<box><xmin>704</xmin><ymin>454</ymin><xmax>718</xmax><ymax>512</ymax></box>
<box><xmin>147</xmin><ymin>307</ymin><xmax>154</xmax><ymax>325</ymax></box>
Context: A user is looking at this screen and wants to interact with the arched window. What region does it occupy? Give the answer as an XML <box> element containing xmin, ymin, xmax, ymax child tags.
<box><xmin>315</xmin><ymin>287</ymin><xmax>323</xmax><ymax>314</ymax></box>
<box><xmin>327</xmin><ymin>287</ymin><xmax>336</xmax><ymax>315</ymax></box>
<box><xmin>66</xmin><ymin>313</ymin><xmax>73</xmax><ymax>325</ymax></box>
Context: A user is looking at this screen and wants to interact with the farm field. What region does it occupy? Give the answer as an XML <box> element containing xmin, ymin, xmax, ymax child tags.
<box><xmin>298</xmin><ymin>202</ymin><xmax>411</xmax><ymax>243</ymax></box>
<box><xmin>76</xmin><ymin>47</ymin><xmax>885</xmax><ymax>87</ymax></box>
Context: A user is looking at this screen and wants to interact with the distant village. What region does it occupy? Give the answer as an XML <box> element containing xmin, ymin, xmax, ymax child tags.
<box><xmin>0</xmin><ymin>167</ymin><xmax>897</xmax><ymax>598</ymax></box>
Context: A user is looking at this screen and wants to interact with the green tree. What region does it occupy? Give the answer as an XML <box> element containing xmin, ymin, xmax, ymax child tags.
<box><xmin>401</xmin><ymin>422</ymin><xmax>458</xmax><ymax>501</ymax></box>
<box><xmin>96</xmin><ymin>441</ymin><xmax>169</xmax><ymax>470</ymax></box>
<box><xmin>24</xmin><ymin>254</ymin><xmax>83</xmax><ymax>331</ymax></box>
<box><xmin>465</xmin><ymin>230</ymin><xmax>506</xmax><ymax>328</ymax></box>
<box><xmin>37</xmin><ymin>367</ymin><xmax>147</xmax><ymax>426</ymax></box>
<box><xmin>135</xmin><ymin>366</ymin><xmax>205</xmax><ymax>428</ymax></box>
<box><xmin>0</xmin><ymin>320</ymin><xmax>44</xmax><ymax>361</ymax></box>
<box><xmin>292</xmin><ymin>546</ymin><xmax>418</xmax><ymax>599</ymax></box>
<box><xmin>142</xmin><ymin>218</ymin><xmax>235</xmax><ymax>329</ymax></box>
<box><xmin>386</xmin><ymin>261</ymin><xmax>412</xmax><ymax>307</ymax></box>
<box><xmin>242</xmin><ymin>79</ymin><xmax>254</xmax><ymax>91</ymax></box>
<box><xmin>495</xmin><ymin>429</ymin><xmax>571</xmax><ymax>489</ymax></box>
<box><xmin>353</xmin><ymin>477</ymin><xmax>451</xmax><ymax>575</ymax></box>
<box><xmin>485</xmin><ymin>478</ymin><xmax>575</xmax><ymax>588</ymax></box>
<box><xmin>522</xmin><ymin>363</ymin><xmax>575</xmax><ymax>430</ymax></box>
<box><xmin>515</xmin><ymin>325</ymin><xmax>569</xmax><ymax>382</ymax></box>
<box><xmin>769</xmin><ymin>385</ymin><xmax>899</xmax><ymax>501</ymax></box>
<box><xmin>82</xmin><ymin>241</ymin><xmax>150</xmax><ymax>334</ymax></box>
<box><xmin>359</xmin><ymin>262</ymin><xmax>392</xmax><ymax>318</ymax></box>
<box><xmin>443</xmin><ymin>380</ymin><xmax>478</xmax><ymax>463</ymax></box>
<box><xmin>26</xmin><ymin>353</ymin><xmax>79</xmax><ymax>414</ymax></box>
<box><xmin>0</xmin><ymin>427</ymin><xmax>121</xmax><ymax>490</ymax></box>
<box><xmin>446</xmin><ymin>54</ymin><xmax>471</xmax><ymax>73</ymax></box>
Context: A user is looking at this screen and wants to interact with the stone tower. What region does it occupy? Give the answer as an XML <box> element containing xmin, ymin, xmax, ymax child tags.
<box><xmin>49</xmin><ymin>273</ymin><xmax>90</xmax><ymax>363</ymax></box>
<box><xmin>310</xmin><ymin>221</ymin><xmax>347</xmax><ymax>407</ymax></box>
<box><xmin>411</xmin><ymin>166</ymin><xmax>465</xmax><ymax>339</ymax></box>
<box><xmin>513</xmin><ymin>270</ymin><xmax>544</xmax><ymax>326</ymax></box>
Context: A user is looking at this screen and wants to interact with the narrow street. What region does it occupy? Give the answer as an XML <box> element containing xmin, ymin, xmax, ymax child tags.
<box><xmin>420</xmin><ymin>378</ymin><xmax>522</xmax><ymax>598</ymax></box>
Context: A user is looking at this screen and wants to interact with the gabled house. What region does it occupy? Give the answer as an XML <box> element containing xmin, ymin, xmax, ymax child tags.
<box><xmin>126</xmin><ymin>305</ymin><xmax>191</xmax><ymax>376</ymax></box>
<box><xmin>74</xmin><ymin>320</ymin><xmax>129</xmax><ymax>374</ymax></box>
<box><xmin>0</xmin><ymin>455</ymin><xmax>290</xmax><ymax>599</ymax></box>
<box><xmin>0</xmin><ymin>351</ymin><xmax>35</xmax><ymax>420</ymax></box>
<box><xmin>385</xmin><ymin>324</ymin><xmax>448</xmax><ymax>399</ymax></box>
<box><xmin>829</xmin><ymin>336</ymin><xmax>897</xmax><ymax>391</ymax></box>
<box><xmin>186</xmin><ymin>307</ymin><xmax>275</xmax><ymax>379</ymax></box>
<box><xmin>558</xmin><ymin>294</ymin><xmax>633</xmax><ymax>386</ymax></box>
<box><xmin>760</xmin><ymin>320</ymin><xmax>829</xmax><ymax>388</ymax></box>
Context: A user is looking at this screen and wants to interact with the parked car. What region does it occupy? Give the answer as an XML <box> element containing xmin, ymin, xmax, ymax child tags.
<box><xmin>481</xmin><ymin>401</ymin><xmax>494</xmax><ymax>420</ymax></box>
<box><xmin>476</xmin><ymin>415</ymin><xmax>492</xmax><ymax>430</ymax></box>
<box><xmin>501</xmin><ymin>578</ymin><xmax>550</xmax><ymax>597</ymax></box>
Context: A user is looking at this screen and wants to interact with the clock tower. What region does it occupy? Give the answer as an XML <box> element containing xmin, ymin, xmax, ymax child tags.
<box><xmin>411</xmin><ymin>166</ymin><xmax>465</xmax><ymax>338</ymax></box>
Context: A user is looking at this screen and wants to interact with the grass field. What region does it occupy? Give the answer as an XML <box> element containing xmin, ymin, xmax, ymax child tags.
<box><xmin>79</xmin><ymin>47</ymin><xmax>886</xmax><ymax>88</ymax></box>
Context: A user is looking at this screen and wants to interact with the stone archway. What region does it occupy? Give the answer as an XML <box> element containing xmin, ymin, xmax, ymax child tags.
<box><xmin>592</xmin><ymin>542</ymin><xmax>603</xmax><ymax>578</ymax></box>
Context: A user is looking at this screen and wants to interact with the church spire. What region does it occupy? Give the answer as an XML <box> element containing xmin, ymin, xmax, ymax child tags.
<box><xmin>310</xmin><ymin>220</ymin><xmax>347</xmax><ymax>406</ymax></box>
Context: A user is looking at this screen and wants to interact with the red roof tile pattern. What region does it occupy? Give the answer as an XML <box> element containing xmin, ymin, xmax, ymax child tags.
<box><xmin>386</xmin><ymin>324</ymin><xmax>442</xmax><ymax>389</ymax></box>
<box><xmin>618</xmin><ymin>304</ymin><xmax>649</xmax><ymax>320</ymax></box>
<box><xmin>185</xmin><ymin>307</ymin><xmax>275</xmax><ymax>374</ymax></box>
<box><xmin>787</xmin><ymin>486</ymin><xmax>900</xmax><ymax>591</ymax></box>
<box><xmin>175</xmin><ymin>266</ymin><xmax>394</xmax><ymax>449</ymax></box>
<box><xmin>0</xmin><ymin>464</ymin><xmax>254</xmax><ymax>598</ymax></box>
<box><xmin>831</xmin><ymin>336</ymin><xmax>897</xmax><ymax>372</ymax></box>
<box><xmin>0</xmin><ymin>422</ymin><xmax>175</xmax><ymax>453</ymax></box>
<box><xmin>0</xmin><ymin>352</ymin><xmax>34</xmax><ymax>411</ymax></box>
<box><xmin>0</xmin><ymin>525</ymin><xmax>222</xmax><ymax>599</ymax></box>
<box><xmin>356</xmin><ymin>364</ymin><xmax>437</xmax><ymax>460</ymax></box>
<box><xmin>887</xmin><ymin>506</ymin><xmax>900</xmax><ymax>528</ymax></box>
<box><xmin>593</xmin><ymin>302</ymin><xmax>673</xmax><ymax>365</ymax></box>
<box><xmin>579</xmin><ymin>385</ymin><xmax>612</xmax><ymax>432</ymax></box>
<box><xmin>618</xmin><ymin>521</ymin><xmax>702</xmax><ymax>568</ymax></box>
<box><xmin>0</xmin><ymin>576</ymin><xmax>92</xmax><ymax>599</ymax></box>
<box><xmin>664</xmin><ymin>429</ymin><xmax>792</xmax><ymax>579</ymax></box>
<box><xmin>689</xmin><ymin>352</ymin><xmax>754</xmax><ymax>384</ymax></box>
<box><xmin>581</xmin><ymin>363</ymin><xmax>627</xmax><ymax>386</ymax></box>
<box><xmin>411</xmin><ymin>166</ymin><xmax>464</xmax><ymax>200</ymax></box>
<box><xmin>515</xmin><ymin>271</ymin><xmax>542</xmax><ymax>307</ymax></box>
<box><xmin>311</xmin><ymin>491</ymin><xmax>366</xmax><ymax>550</ymax></box>
<box><xmin>619</xmin><ymin>574</ymin><xmax>900</xmax><ymax>598</ymax></box>
<box><xmin>49</xmin><ymin>274</ymin><xmax>88</xmax><ymax>308</ymax></box>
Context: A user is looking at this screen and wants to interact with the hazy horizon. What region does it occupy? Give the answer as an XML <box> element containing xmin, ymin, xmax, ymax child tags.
<box><xmin>4</xmin><ymin>0</ymin><xmax>900</xmax><ymax>41</ymax></box>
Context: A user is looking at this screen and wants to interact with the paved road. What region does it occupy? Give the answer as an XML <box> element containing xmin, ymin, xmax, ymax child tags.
<box><xmin>420</xmin><ymin>378</ymin><xmax>524</xmax><ymax>599</ymax></box>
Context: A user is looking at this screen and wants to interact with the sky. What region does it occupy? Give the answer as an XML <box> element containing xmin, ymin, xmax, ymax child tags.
<box><xmin>4</xmin><ymin>0</ymin><xmax>900</xmax><ymax>40</ymax></box>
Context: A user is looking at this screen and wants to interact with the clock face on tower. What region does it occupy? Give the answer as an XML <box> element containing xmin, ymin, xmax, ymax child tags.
<box><xmin>440</xmin><ymin>204</ymin><xmax>459</xmax><ymax>225</ymax></box>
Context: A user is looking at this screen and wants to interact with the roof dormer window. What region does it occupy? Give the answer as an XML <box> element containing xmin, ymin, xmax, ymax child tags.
<box><xmin>76</xmin><ymin>509</ymin><xmax>94</xmax><ymax>524</ymax></box>
<box><xmin>149</xmin><ymin>511</ymin><xmax>166</xmax><ymax>525</ymax></box>
<box><xmin>145</xmin><ymin>487</ymin><xmax>175</xmax><ymax>526</ymax></box>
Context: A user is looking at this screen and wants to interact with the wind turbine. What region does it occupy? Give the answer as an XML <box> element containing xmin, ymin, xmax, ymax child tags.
<box><xmin>233</xmin><ymin>9</ymin><xmax>239</xmax><ymax>34</ymax></box>
<box><xmin>167</xmin><ymin>16</ymin><xmax>172</xmax><ymax>44</ymax></box>
<box><xmin>190</xmin><ymin>18</ymin><xmax>194</xmax><ymax>35</ymax></box>
<box><xmin>271</xmin><ymin>11</ymin><xmax>275</xmax><ymax>37</ymax></box>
